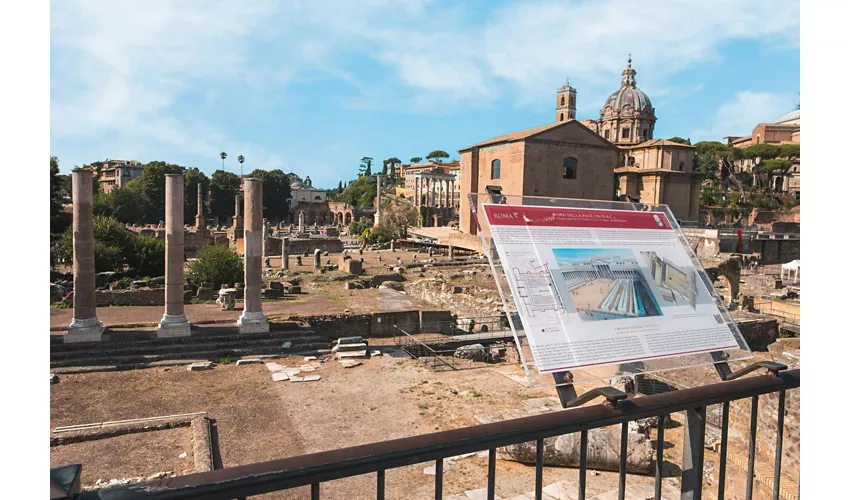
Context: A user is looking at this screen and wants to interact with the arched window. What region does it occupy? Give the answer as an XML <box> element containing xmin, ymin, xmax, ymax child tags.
<box><xmin>559</xmin><ymin>113</ymin><xmax>564</xmax><ymax>121</ymax></box>
<box><xmin>563</xmin><ymin>157</ymin><xmax>578</xmax><ymax>179</ymax></box>
<box><xmin>491</xmin><ymin>159</ymin><xmax>501</xmax><ymax>180</ymax></box>
<box><xmin>315</xmin><ymin>196</ymin><xmax>322</xmax><ymax>201</ymax></box>
<box><xmin>560</xmin><ymin>96</ymin><xmax>565</xmax><ymax>106</ymax></box>
<box><xmin>570</xmin><ymin>95</ymin><xmax>575</xmax><ymax>107</ymax></box>
<box><xmin>678</xmin><ymin>161</ymin><xmax>685</xmax><ymax>171</ymax></box>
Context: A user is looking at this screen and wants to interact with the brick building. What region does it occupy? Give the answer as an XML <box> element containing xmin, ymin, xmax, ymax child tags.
<box><xmin>458</xmin><ymin>120</ymin><xmax>619</xmax><ymax>235</ymax></box>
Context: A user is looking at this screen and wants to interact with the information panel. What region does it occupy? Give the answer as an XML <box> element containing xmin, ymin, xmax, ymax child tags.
<box><xmin>482</xmin><ymin>203</ymin><xmax>741</xmax><ymax>374</ymax></box>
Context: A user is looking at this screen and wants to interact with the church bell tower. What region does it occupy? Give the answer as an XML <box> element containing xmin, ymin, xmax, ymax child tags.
<box><xmin>556</xmin><ymin>79</ymin><xmax>577</xmax><ymax>122</ymax></box>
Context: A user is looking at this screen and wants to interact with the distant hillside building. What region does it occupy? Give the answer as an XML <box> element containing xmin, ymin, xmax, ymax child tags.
<box><xmin>288</xmin><ymin>176</ymin><xmax>327</xmax><ymax>210</ymax></box>
<box><xmin>87</xmin><ymin>159</ymin><xmax>144</xmax><ymax>193</ymax></box>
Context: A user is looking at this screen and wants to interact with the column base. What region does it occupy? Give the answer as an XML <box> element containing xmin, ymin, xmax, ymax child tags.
<box><xmin>158</xmin><ymin>313</ymin><xmax>192</xmax><ymax>338</ymax></box>
<box><xmin>237</xmin><ymin>311</ymin><xmax>269</xmax><ymax>333</ymax></box>
<box><xmin>66</xmin><ymin>317</ymin><xmax>105</xmax><ymax>343</ymax></box>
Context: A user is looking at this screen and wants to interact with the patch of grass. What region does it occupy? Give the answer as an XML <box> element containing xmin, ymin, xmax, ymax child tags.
<box><xmin>50</xmin><ymin>303</ymin><xmax>70</xmax><ymax>310</ymax></box>
<box><xmin>417</xmin><ymin>403</ymin><xmax>429</xmax><ymax>410</ymax></box>
<box><xmin>472</xmin><ymin>391</ymin><xmax>482</xmax><ymax>398</ymax></box>
<box><xmin>219</xmin><ymin>356</ymin><xmax>233</xmax><ymax>365</ymax></box>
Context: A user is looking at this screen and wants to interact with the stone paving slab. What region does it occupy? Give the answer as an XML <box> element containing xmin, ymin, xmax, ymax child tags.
<box><xmin>272</xmin><ymin>372</ymin><xmax>289</xmax><ymax>382</ymax></box>
<box><xmin>187</xmin><ymin>362</ymin><xmax>212</xmax><ymax>371</ymax></box>
<box><xmin>339</xmin><ymin>360</ymin><xmax>361</xmax><ymax>368</ymax></box>
<box><xmin>265</xmin><ymin>362</ymin><xmax>284</xmax><ymax>372</ymax></box>
<box><xmin>542</xmin><ymin>481</ymin><xmax>579</xmax><ymax>500</ymax></box>
<box><xmin>292</xmin><ymin>375</ymin><xmax>321</xmax><ymax>382</ymax></box>
<box><xmin>236</xmin><ymin>358</ymin><xmax>262</xmax><ymax>366</ymax></box>
<box><xmin>336</xmin><ymin>350</ymin><xmax>369</xmax><ymax>359</ymax></box>
<box><xmin>464</xmin><ymin>488</ymin><xmax>501</xmax><ymax>500</ymax></box>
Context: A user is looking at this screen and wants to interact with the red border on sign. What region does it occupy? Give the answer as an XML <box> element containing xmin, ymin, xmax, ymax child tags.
<box><xmin>483</xmin><ymin>204</ymin><xmax>673</xmax><ymax>230</ymax></box>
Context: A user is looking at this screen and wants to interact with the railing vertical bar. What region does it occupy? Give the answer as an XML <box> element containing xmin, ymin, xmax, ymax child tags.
<box><xmin>377</xmin><ymin>470</ymin><xmax>385</xmax><ymax>500</ymax></box>
<box><xmin>435</xmin><ymin>459</ymin><xmax>443</xmax><ymax>500</ymax></box>
<box><xmin>773</xmin><ymin>390</ymin><xmax>786</xmax><ymax>500</ymax></box>
<box><xmin>579</xmin><ymin>429</ymin><xmax>588</xmax><ymax>500</ymax></box>
<box><xmin>535</xmin><ymin>439</ymin><xmax>544</xmax><ymax>500</ymax></box>
<box><xmin>746</xmin><ymin>396</ymin><xmax>759</xmax><ymax>500</ymax></box>
<box><xmin>487</xmin><ymin>448</ymin><xmax>497</xmax><ymax>500</ymax></box>
<box><xmin>718</xmin><ymin>401</ymin><xmax>730</xmax><ymax>500</ymax></box>
<box><xmin>655</xmin><ymin>414</ymin><xmax>665</xmax><ymax>500</ymax></box>
<box><xmin>312</xmin><ymin>483</ymin><xmax>320</xmax><ymax>500</ymax></box>
<box><xmin>619</xmin><ymin>422</ymin><xmax>627</xmax><ymax>500</ymax></box>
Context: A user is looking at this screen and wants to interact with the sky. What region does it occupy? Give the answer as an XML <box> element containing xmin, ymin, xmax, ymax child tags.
<box><xmin>50</xmin><ymin>0</ymin><xmax>800</xmax><ymax>189</ymax></box>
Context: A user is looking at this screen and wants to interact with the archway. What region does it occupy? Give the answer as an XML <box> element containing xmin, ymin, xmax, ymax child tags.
<box><xmin>344</xmin><ymin>213</ymin><xmax>352</xmax><ymax>225</ymax></box>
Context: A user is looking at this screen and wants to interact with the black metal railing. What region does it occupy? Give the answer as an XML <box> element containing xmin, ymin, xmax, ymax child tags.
<box><xmin>57</xmin><ymin>368</ymin><xmax>800</xmax><ymax>500</ymax></box>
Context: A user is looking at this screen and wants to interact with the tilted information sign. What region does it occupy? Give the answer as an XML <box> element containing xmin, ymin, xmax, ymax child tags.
<box><xmin>481</xmin><ymin>203</ymin><xmax>743</xmax><ymax>375</ymax></box>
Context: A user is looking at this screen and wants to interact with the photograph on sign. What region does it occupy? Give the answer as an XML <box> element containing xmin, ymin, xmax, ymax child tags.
<box><xmin>481</xmin><ymin>203</ymin><xmax>745</xmax><ymax>376</ymax></box>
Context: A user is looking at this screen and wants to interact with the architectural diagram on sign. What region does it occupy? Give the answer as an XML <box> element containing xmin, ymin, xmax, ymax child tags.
<box><xmin>641</xmin><ymin>251</ymin><xmax>698</xmax><ymax>309</ymax></box>
<box><xmin>512</xmin><ymin>260</ymin><xmax>565</xmax><ymax>317</ymax></box>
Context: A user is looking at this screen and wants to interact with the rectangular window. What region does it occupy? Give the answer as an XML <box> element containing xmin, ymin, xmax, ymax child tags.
<box><xmin>563</xmin><ymin>157</ymin><xmax>578</xmax><ymax>179</ymax></box>
<box><xmin>604</xmin><ymin>129</ymin><xmax>610</xmax><ymax>139</ymax></box>
<box><xmin>622</xmin><ymin>127</ymin><xmax>630</xmax><ymax>139</ymax></box>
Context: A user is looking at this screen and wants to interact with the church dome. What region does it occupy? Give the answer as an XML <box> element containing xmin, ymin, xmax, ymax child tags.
<box><xmin>291</xmin><ymin>180</ymin><xmax>303</xmax><ymax>188</ymax></box>
<box><xmin>774</xmin><ymin>107</ymin><xmax>800</xmax><ymax>125</ymax></box>
<box><xmin>603</xmin><ymin>57</ymin><xmax>653</xmax><ymax>114</ymax></box>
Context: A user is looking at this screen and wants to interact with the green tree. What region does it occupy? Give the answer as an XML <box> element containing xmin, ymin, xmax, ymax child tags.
<box><xmin>247</xmin><ymin>169</ymin><xmax>292</xmax><ymax>221</ymax></box>
<box><xmin>56</xmin><ymin>215</ymin><xmax>164</xmax><ymax>275</ymax></box>
<box><xmin>348</xmin><ymin>217</ymin><xmax>374</xmax><ymax>237</ymax></box>
<box><xmin>50</xmin><ymin>157</ymin><xmax>72</xmax><ymax>237</ymax></box>
<box><xmin>667</xmin><ymin>137</ymin><xmax>690</xmax><ymax>145</ymax></box>
<box><xmin>188</xmin><ymin>245</ymin><xmax>244</xmax><ymax>288</ymax></box>
<box><xmin>359</xmin><ymin>157</ymin><xmax>373</xmax><ymax>177</ymax></box>
<box><xmin>339</xmin><ymin>175</ymin><xmax>377</xmax><ymax>209</ymax></box>
<box><xmin>132</xmin><ymin>161</ymin><xmax>184</xmax><ymax>223</ymax></box>
<box><xmin>410</xmin><ymin>157</ymin><xmax>422</xmax><ymax>164</ymax></box>
<box><xmin>426</xmin><ymin>150</ymin><xmax>450</xmax><ymax>162</ymax></box>
<box><xmin>383</xmin><ymin>157</ymin><xmax>401</xmax><ymax>178</ymax></box>
<box><xmin>209</xmin><ymin>170</ymin><xmax>241</xmax><ymax>222</ymax></box>
<box><xmin>378</xmin><ymin>198</ymin><xmax>418</xmax><ymax>239</ymax></box>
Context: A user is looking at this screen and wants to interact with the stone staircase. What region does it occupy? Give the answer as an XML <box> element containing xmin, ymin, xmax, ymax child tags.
<box><xmin>49</xmin><ymin>322</ymin><xmax>332</xmax><ymax>370</ymax></box>
<box><xmin>331</xmin><ymin>336</ymin><xmax>371</xmax><ymax>359</ymax></box>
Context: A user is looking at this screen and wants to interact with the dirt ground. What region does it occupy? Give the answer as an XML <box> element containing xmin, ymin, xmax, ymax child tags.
<box><xmin>51</xmin><ymin>353</ymin><xmax>688</xmax><ymax>499</ymax></box>
<box><xmin>50</xmin><ymin>427</ymin><xmax>195</xmax><ymax>487</ymax></box>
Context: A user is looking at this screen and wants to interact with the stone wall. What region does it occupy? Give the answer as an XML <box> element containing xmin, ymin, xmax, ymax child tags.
<box><xmin>292</xmin><ymin>310</ymin><xmax>452</xmax><ymax>338</ymax></box>
<box><xmin>731</xmin><ymin>313</ymin><xmax>779</xmax><ymax>351</ymax></box>
<box><xmin>82</xmin><ymin>288</ymin><xmax>167</xmax><ymax>307</ymax></box>
<box><xmin>753</xmin><ymin>238</ymin><xmax>800</xmax><ymax>265</ymax></box>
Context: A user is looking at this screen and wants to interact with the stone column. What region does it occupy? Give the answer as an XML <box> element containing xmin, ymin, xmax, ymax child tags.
<box><xmin>67</xmin><ymin>169</ymin><xmax>104</xmax><ymax>343</ymax></box>
<box><xmin>237</xmin><ymin>178</ymin><xmax>269</xmax><ymax>333</ymax></box>
<box><xmin>232</xmin><ymin>193</ymin><xmax>243</xmax><ymax>235</ymax></box>
<box><xmin>158</xmin><ymin>173</ymin><xmax>191</xmax><ymax>338</ymax></box>
<box><xmin>298</xmin><ymin>211</ymin><xmax>305</xmax><ymax>232</ymax></box>
<box><xmin>281</xmin><ymin>237</ymin><xmax>289</xmax><ymax>271</ymax></box>
<box><xmin>195</xmin><ymin>183</ymin><xmax>206</xmax><ymax>231</ymax></box>
<box><xmin>449</xmin><ymin>245</ymin><xmax>455</xmax><ymax>259</ymax></box>
<box><xmin>375</xmin><ymin>175</ymin><xmax>382</xmax><ymax>226</ymax></box>
<box><xmin>414</xmin><ymin>177</ymin><xmax>420</xmax><ymax>206</ymax></box>
<box><xmin>314</xmin><ymin>248</ymin><xmax>322</xmax><ymax>269</ymax></box>
<box><xmin>430</xmin><ymin>179</ymin><xmax>436</xmax><ymax>208</ymax></box>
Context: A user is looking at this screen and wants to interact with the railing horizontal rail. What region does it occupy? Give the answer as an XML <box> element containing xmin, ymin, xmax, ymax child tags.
<box><xmin>76</xmin><ymin>369</ymin><xmax>799</xmax><ymax>500</ymax></box>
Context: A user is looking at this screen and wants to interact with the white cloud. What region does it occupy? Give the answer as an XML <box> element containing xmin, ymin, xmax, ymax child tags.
<box><xmin>692</xmin><ymin>91</ymin><xmax>797</xmax><ymax>142</ymax></box>
<box><xmin>51</xmin><ymin>0</ymin><xmax>800</xmax><ymax>172</ymax></box>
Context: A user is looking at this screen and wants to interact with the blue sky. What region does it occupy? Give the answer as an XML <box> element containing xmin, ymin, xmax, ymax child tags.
<box><xmin>50</xmin><ymin>0</ymin><xmax>800</xmax><ymax>189</ymax></box>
